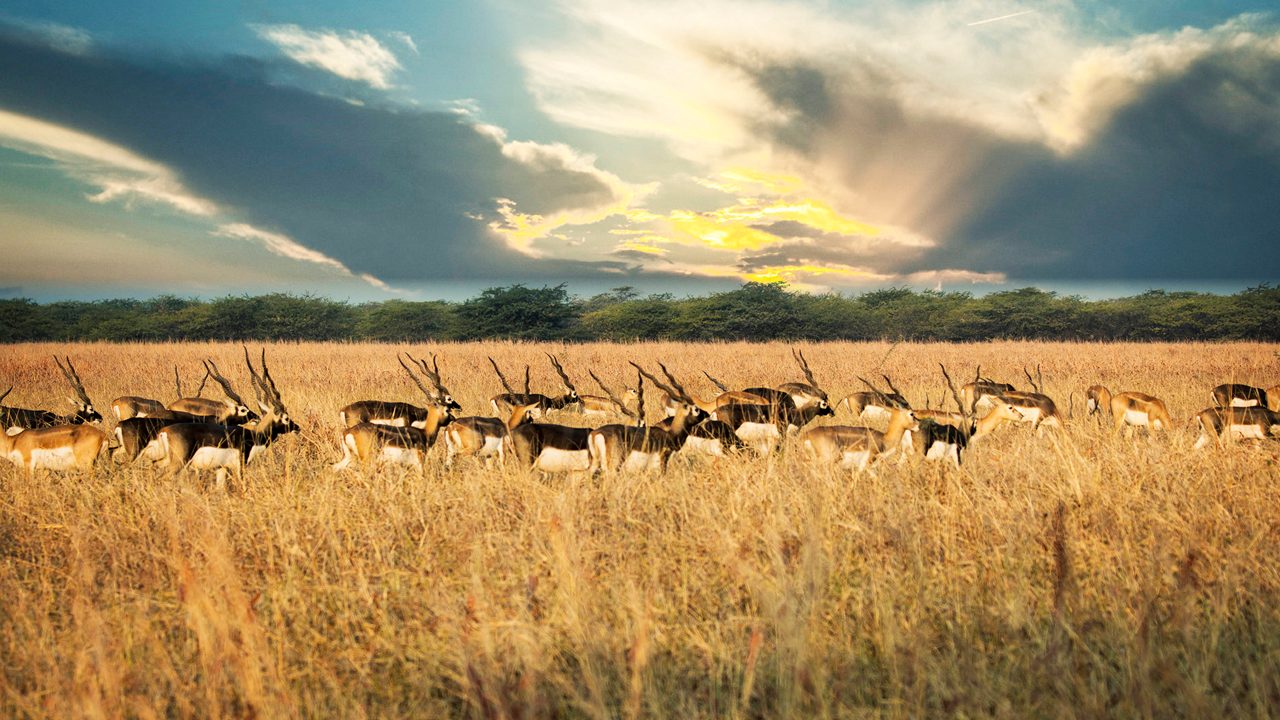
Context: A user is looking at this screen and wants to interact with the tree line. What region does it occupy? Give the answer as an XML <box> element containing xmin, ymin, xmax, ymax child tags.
<box><xmin>2</xmin><ymin>282</ymin><xmax>1277</xmax><ymax>343</ymax></box>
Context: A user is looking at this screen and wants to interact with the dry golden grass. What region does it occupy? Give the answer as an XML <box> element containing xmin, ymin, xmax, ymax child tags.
<box><xmin>2</xmin><ymin>341</ymin><xmax>1280</xmax><ymax>718</ymax></box>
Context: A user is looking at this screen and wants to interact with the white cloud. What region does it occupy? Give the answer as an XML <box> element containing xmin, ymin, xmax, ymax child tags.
<box><xmin>0</xmin><ymin>109</ymin><xmax>397</xmax><ymax>291</ymax></box>
<box><xmin>1033</xmin><ymin>16</ymin><xmax>1280</xmax><ymax>152</ymax></box>
<box><xmin>6</xmin><ymin>18</ymin><xmax>92</xmax><ymax>54</ymax></box>
<box><xmin>0</xmin><ymin>109</ymin><xmax>216</xmax><ymax>216</ymax></box>
<box><xmin>252</xmin><ymin>23</ymin><xmax>403</xmax><ymax>89</ymax></box>
<box><xmin>474</xmin><ymin>121</ymin><xmax>656</xmax><ymax>256</ymax></box>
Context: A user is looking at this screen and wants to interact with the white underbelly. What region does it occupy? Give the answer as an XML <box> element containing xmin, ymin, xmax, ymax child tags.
<box><xmin>1230</xmin><ymin>398</ymin><xmax>1259</xmax><ymax>407</ymax></box>
<box><xmin>188</xmin><ymin>447</ymin><xmax>242</xmax><ymax>470</ymax></box>
<box><xmin>536</xmin><ymin>447</ymin><xmax>590</xmax><ymax>472</ymax></box>
<box><xmin>380</xmin><ymin>446</ymin><xmax>422</xmax><ymax>467</ymax></box>
<box><xmin>925</xmin><ymin>441</ymin><xmax>958</xmax><ymax>461</ymax></box>
<box><xmin>1013</xmin><ymin>407</ymin><xmax>1041</xmax><ymax>423</ymax></box>
<box><xmin>371</xmin><ymin>417</ymin><xmax>409</xmax><ymax>428</ymax></box>
<box><xmin>735</xmin><ymin>423</ymin><xmax>779</xmax><ymax>442</ymax></box>
<box><xmin>623</xmin><ymin>451</ymin><xmax>662</xmax><ymax>472</ymax></box>
<box><xmin>1123</xmin><ymin>409</ymin><xmax>1149</xmax><ymax>426</ymax></box>
<box><xmin>859</xmin><ymin>406</ymin><xmax>891</xmax><ymax>422</ymax></box>
<box><xmin>735</xmin><ymin>423</ymin><xmax>780</xmax><ymax>455</ymax></box>
<box><xmin>682</xmin><ymin>435</ymin><xmax>725</xmax><ymax>457</ymax></box>
<box><xmin>30</xmin><ymin>446</ymin><xmax>78</xmax><ymax>470</ymax></box>
<box><xmin>141</xmin><ymin>439</ymin><xmax>166</xmax><ymax>462</ymax></box>
<box><xmin>479</xmin><ymin>436</ymin><xmax>504</xmax><ymax>456</ymax></box>
<box><xmin>1229</xmin><ymin>424</ymin><xmax>1266</xmax><ymax>440</ymax></box>
<box><xmin>839</xmin><ymin>449</ymin><xmax>871</xmax><ymax>470</ymax></box>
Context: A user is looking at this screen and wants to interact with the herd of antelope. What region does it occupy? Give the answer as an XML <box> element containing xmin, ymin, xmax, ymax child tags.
<box><xmin>2</xmin><ymin>349</ymin><xmax>1278</xmax><ymax>485</ymax></box>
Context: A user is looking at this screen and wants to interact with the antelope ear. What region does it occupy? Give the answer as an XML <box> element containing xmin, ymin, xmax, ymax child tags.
<box><xmin>258</xmin><ymin>401</ymin><xmax>271</xmax><ymax>413</ymax></box>
<box><xmin>67</xmin><ymin>396</ymin><xmax>79</xmax><ymax>406</ymax></box>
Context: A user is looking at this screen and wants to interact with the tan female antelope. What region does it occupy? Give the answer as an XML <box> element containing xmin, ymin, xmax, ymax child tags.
<box><xmin>578</xmin><ymin>376</ymin><xmax>639</xmax><ymax>418</ymax></box>
<box><xmin>1193</xmin><ymin>406</ymin><xmax>1280</xmax><ymax>449</ymax></box>
<box><xmin>800</xmin><ymin>403</ymin><xmax>918</xmax><ymax>471</ymax></box>
<box><xmin>158</xmin><ymin>349</ymin><xmax>299</xmax><ymax>490</ymax></box>
<box><xmin>168</xmin><ymin>359</ymin><xmax>259</xmax><ymax>425</ymax></box>
<box><xmin>112</xmin><ymin>366</ymin><xmax>208</xmax><ymax>421</ymax></box>
<box><xmin>1087</xmin><ymin>386</ymin><xmax>1173</xmax><ymax>432</ymax></box>
<box><xmin>960</xmin><ymin>366</ymin><xmax>1016</xmax><ymax>413</ymax></box>
<box><xmin>489</xmin><ymin>355</ymin><xmax>581</xmax><ymax>417</ymax></box>
<box><xmin>339</xmin><ymin>353</ymin><xmax>462</xmax><ymax>428</ymax></box>
<box><xmin>995</xmin><ymin>366</ymin><xmax>1062</xmax><ymax>432</ymax></box>
<box><xmin>442</xmin><ymin>403</ymin><xmax>537</xmax><ymax>467</ymax></box>
<box><xmin>1211</xmin><ymin>383</ymin><xmax>1280</xmax><ymax>410</ymax></box>
<box><xmin>1</xmin><ymin>423</ymin><xmax>109</xmax><ymax>474</ymax></box>
<box><xmin>836</xmin><ymin>374</ymin><xmax>910</xmax><ymax>422</ymax></box>
<box><xmin>2</xmin><ymin>356</ymin><xmax>103</xmax><ymax>432</ymax></box>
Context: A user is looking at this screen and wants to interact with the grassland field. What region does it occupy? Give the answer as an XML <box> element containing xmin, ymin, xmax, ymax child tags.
<box><xmin>2</xmin><ymin>340</ymin><xmax>1279</xmax><ymax>718</ymax></box>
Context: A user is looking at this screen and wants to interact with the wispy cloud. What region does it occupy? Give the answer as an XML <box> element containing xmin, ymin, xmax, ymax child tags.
<box><xmin>0</xmin><ymin>108</ymin><xmax>396</xmax><ymax>290</ymax></box>
<box><xmin>251</xmin><ymin>23</ymin><xmax>403</xmax><ymax>89</ymax></box>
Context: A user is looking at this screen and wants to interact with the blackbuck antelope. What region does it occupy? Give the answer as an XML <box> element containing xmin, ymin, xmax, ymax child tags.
<box><xmin>914</xmin><ymin>365</ymin><xmax>1026</xmax><ymax>466</ymax></box>
<box><xmin>489</xmin><ymin>355</ymin><xmax>581</xmax><ymax>417</ymax></box>
<box><xmin>443</xmin><ymin>403</ymin><xmax>537</xmax><ymax>467</ymax></box>
<box><xmin>333</xmin><ymin>355</ymin><xmax>459</xmax><ymax>472</ymax></box>
<box><xmin>837</xmin><ymin>374</ymin><xmax>910</xmax><ymax>422</ymax></box>
<box><xmin>1211</xmin><ymin>383</ymin><xmax>1280</xmax><ymax>410</ymax></box>
<box><xmin>590</xmin><ymin>365</ymin><xmax>709</xmax><ymax>473</ymax></box>
<box><xmin>656</xmin><ymin>370</ymin><xmax>768</xmax><ymax>418</ymax></box>
<box><xmin>1</xmin><ymin>423</ymin><xmax>110</xmax><ymax>474</ymax></box>
<box><xmin>168</xmin><ymin>359</ymin><xmax>259</xmax><ymax>425</ymax></box>
<box><xmin>332</xmin><ymin>412</ymin><xmax>454</xmax><ymax>474</ymax></box>
<box><xmin>1</xmin><ymin>356</ymin><xmax>102</xmax><ymax>433</ymax></box>
<box><xmin>158</xmin><ymin>349</ymin><xmax>299</xmax><ymax>489</ymax></box>
<box><xmin>1193</xmin><ymin>406</ymin><xmax>1280</xmax><ymax>449</ymax></box>
<box><xmin>113</xmin><ymin>409</ymin><xmax>222</xmax><ymax>464</ymax></box>
<box><xmin>776</xmin><ymin>348</ymin><xmax>830</xmax><ymax>410</ymax></box>
<box><xmin>995</xmin><ymin>366</ymin><xmax>1062</xmax><ymax>433</ymax></box>
<box><xmin>509</xmin><ymin>413</ymin><xmax>594</xmax><ymax>474</ymax></box>
<box><xmin>712</xmin><ymin>381</ymin><xmax>834</xmax><ymax>456</ymax></box>
<box><xmin>960</xmin><ymin>366</ymin><xmax>1016</xmax><ymax>413</ymax></box>
<box><xmin>1086</xmin><ymin>386</ymin><xmax>1173</xmax><ymax>433</ymax></box>
<box><xmin>111</xmin><ymin>366</ymin><xmax>208</xmax><ymax>421</ymax></box>
<box><xmin>339</xmin><ymin>353</ymin><xmax>461</xmax><ymax>428</ymax></box>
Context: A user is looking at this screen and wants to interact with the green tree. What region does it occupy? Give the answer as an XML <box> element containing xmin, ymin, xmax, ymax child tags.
<box><xmin>455</xmin><ymin>284</ymin><xmax>578</xmax><ymax>340</ymax></box>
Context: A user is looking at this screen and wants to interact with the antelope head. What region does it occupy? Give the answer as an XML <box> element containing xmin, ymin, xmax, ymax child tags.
<box><xmin>547</xmin><ymin>353</ymin><xmax>580</xmax><ymax>403</ymax></box>
<box><xmin>243</xmin><ymin>347</ymin><xmax>299</xmax><ymax>433</ymax></box>
<box><xmin>54</xmin><ymin>355</ymin><xmax>102</xmax><ymax>423</ymax></box>
<box><xmin>204</xmin><ymin>358</ymin><xmax>259</xmax><ymax>424</ymax></box>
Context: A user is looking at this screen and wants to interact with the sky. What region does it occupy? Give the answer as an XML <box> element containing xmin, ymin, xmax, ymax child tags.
<box><xmin>1</xmin><ymin>0</ymin><xmax>1277</xmax><ymax>302</ymax></box>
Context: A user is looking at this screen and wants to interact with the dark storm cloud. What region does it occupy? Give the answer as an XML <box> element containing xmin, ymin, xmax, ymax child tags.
<box><xmin>734</xmin><ymin>43</ymin><xmax>1280</xmax><ymax>280</ymax></box>
<box><xmin>0</xmin><ymin>25</ymin><xmax>627</xmax><ymax>281</ymax></box>
<box><xmin>935</xmin><ymin>45</ymin><xmax>1280</xmax><ymax>279</ymax></box>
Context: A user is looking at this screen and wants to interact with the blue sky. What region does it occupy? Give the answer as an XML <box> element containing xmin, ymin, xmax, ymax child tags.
<box><xmin>1</xmin><ymin>1</ymin><xmax>1276</xmax><ymax>302</ymax></box>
